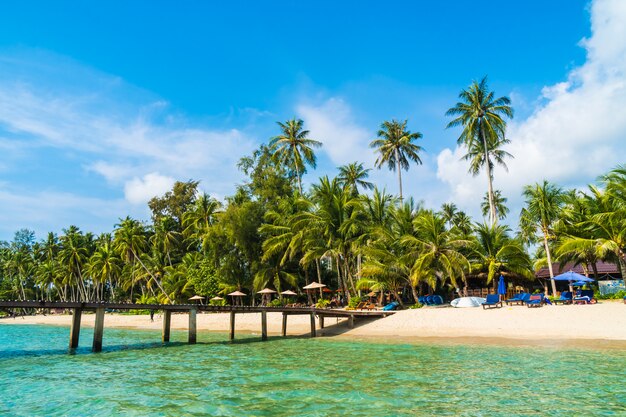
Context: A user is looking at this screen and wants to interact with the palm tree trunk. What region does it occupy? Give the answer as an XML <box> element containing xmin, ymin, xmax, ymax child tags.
<box><xmin>315</xmin><ymin>258</ymin><xmax>321</xmax><ymax>283</ymax></box>
<box><xmin>480</xmin><ymin>126</ymin><xmax>497</xmax><ymax>225</ymax></box>
<box><xmin>395</xmin><ymin>149</ymin><xmax>403</xmax><ymax>202</ymax></box>
<box><xmin>392</xmin><ymin>289</ymin><xmax>405</xmax><ymax>308</ymax></box>
<box><xmin>410</xmin><ymin>284</ymin><xmax>420</xmax><ymax>304</ymax></box>
<box><xmin>543</xmin><ymin>235</ymin><xmax>557</xmax><ymax>296</ymax></box>
<box><xmin>131</xmin><ymin>249</ymin><xmax>172</xmax><ymax>303</ymax></box>
<box><xmin>295</xmin><ymin>164</ymin><xmax>303</xmax><ymax>194</ymax></box>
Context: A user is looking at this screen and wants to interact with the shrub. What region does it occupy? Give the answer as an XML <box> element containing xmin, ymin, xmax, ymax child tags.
<box><xmin>409</xmin><ymin>303</ymin><xmax>423</xmax><ymax>309</ymax></box>
<box><xmin>269</xmin><ymin>298</ymin><xmax>286</xmax><ymax>307</ymax></box>
<box><xmin>316</xmin><ymin>299</ymin><xmax>330</xmax><ymax>308</ymax></box>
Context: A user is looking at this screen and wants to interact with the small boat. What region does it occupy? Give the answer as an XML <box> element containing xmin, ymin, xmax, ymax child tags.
<box><xmin>450</xmin><ymin>297</ymin><xmax>486</xmax><ymax>308</ymax></box>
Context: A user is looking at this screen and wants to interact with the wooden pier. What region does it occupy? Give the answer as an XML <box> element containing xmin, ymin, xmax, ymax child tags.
<box><xmin>0</xmin><ymin>300</ymin><xmax>393</xmax><ymax>353</ymax></box>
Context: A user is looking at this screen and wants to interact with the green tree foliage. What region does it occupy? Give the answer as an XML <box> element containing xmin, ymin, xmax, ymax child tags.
<box><xmin>446</xmin><ymin>76</ymin><xmax>513</xmax><ymax>225</ymax></box>
<box><xmin>370</xmin><ymin>119</ymin><xmax>423</xmax><ymax>202</ymax></box>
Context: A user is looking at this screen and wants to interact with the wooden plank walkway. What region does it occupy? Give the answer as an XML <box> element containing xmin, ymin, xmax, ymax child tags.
<box><xmin>0</xmin><ymin>300</ymin><xmax>394</xmax><ymax>353</ymax></box>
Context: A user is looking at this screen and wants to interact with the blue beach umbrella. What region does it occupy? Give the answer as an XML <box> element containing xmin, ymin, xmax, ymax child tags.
<box><xmin>497</xmin><ymin>275</ymin><xmax>506</xmax><ymax>300</ymax></box>
<box><xmin>552</xmin><ymin>271</ymin><xmax>594</xmax><ymax>282</ymax></box>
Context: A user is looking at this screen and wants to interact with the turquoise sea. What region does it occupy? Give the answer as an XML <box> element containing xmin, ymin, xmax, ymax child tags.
<box><xmin>0</xmin><ymin>324</ymin><xmax>624</xmax><ymax>416</ymax></box>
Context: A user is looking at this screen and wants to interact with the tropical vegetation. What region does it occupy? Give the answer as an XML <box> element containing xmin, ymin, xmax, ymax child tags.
<box><xmin>1</xmin><ymin>78</ymin><xmax>624</xmax><ymax>304</ymax></box>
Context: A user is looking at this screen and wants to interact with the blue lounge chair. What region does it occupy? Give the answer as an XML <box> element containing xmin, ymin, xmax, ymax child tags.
<box><xmin>482</xmin><ymin>294</ymin><xmax>502</xmax><ymax>309</ymax></box>
<box><xmin>553</xmin><ymin>291</ymin><xmax>573</xmax><ymax>305</ymax></box>
<box><xmin>526</xmin><ymin>294</ymin><xmax>544</xmax><ymax>308</ymax></box>
<box><xmin>382</xmin><ymin>301</ymin><xmax>399</xmax><ymax>311</ymax></box>
<box><xmin>505</xmin><ymin>292</ymin><xmax>529</xmax><ymax>306</ymax></box>
<box><xmin>574</xmin><ymin>290</ymin><xmax>596</xmax><ymax>304</ymax></box>
<box><xmin>431</xmin><ymin>295</ymin><xmax>444</xmax><ymax>305</ymax></box>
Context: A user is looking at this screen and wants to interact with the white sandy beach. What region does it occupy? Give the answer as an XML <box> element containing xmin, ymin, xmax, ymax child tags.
<box><xmin>3</xmin><ymin>301</ymin><xmax>625</xmax><ymax>348</ymax></box>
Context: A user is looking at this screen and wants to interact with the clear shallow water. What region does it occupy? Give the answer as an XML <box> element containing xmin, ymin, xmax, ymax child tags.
<box><xmin>0</xmin><ymin>324</ymin><xmax>624</xmax><ymax>416</ymax></box>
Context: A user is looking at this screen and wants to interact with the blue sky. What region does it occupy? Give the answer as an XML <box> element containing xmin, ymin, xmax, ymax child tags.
<box><xmin>3</xmin><ymin>0</ymin><xmax>626</xmax><ymax>240</ymax></box>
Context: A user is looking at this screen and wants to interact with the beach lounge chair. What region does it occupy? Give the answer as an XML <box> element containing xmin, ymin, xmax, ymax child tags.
<box><xmin>382</xmin><ymin>301</ymin><xmax>399</xmax><ymax>311</ymax></box>
<box><xmin>505</xmin><ymin>292</ymin><xmax>529</xmax><ymax>306</ymax></box>
<box><xmin>526</xmin><ymin>294</ymin><xmax>544</xmax><ymax>308</ymax></box>
<box><xmin>574</xmin><ymin>290</ymin><xmax>596</xmax><ymax>304</ymax></box>
<box><xmin>553</xmin><ymin>291</ymin><xmax>573</xmax><ymax>305</ymax></box>
<box><xmin>481</xmin><ymin>294</ymin><xmax>502</xmax><ymax>309</ymax></box>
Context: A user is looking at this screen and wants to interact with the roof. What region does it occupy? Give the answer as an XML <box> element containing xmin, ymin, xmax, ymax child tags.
<box><xmin>535</xmin><ymin>261</ymin><xmax>620</xmax><ymax>279</ymax></box>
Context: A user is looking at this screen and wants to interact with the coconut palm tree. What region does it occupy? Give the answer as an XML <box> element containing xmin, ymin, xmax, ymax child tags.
<box><xmin>58</xmin><ymin>226</ymin><xmax>89</xmax><ymax>301</ymax></box>
<box><xmin>182</xmin><ymin>193</ymin><xmax>222</xmax><ymax>251</ymax></box>
<box><xmin>337</xmin><ymin>162</ymin><xmax>374</xmax><ymax>195</ymax></box>
<box><xmin>471</xmin><ymin>223</ymin><xmax>533</xmax><ymax>286</ymax></box>
<box><xmin>370</xmin><ymin>119</ymin><xmax>424</xmax><ymax>202</ymax></box>
<box><xmin>88</xmin><ymin>234</ymin><xmax>122</xmax><ymax>301</ymax></box>
<box><xmin>446</xmin><ymin>76</ymin><xmax>513</xmax><ymax>225</ymax></box>
<box><xmin>114</xmin><ymin>217</ymin><xmax>171</xmax><ymax>303</ymax></box>
<box><xmin>402</xmin><ymin>210</ymin><xmax>472</xmax><ymax>294</ymax></box>
<box><xmin>269</xmin><ymin>118</ymin><xmax>322</xmax><ymax>194</ymax></box>
<box><xmin>481</xmin><ymin>190</ymin><xmax>510</xmax><ymax>221</ymax></box>
<box><xmin>519</xmin><ymin>180</ymin><xmax>565</xmax><ymax>295</ymax></box>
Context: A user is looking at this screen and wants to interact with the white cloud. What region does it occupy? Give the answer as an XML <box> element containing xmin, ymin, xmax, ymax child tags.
<box><xmin>437</xmin><ymin>0</ymin><xmax>626</xmax><ymax>219</ymax></box>
<box><xmin>297</xmin><ymin>98</ymin><xmax>373</xmax><ymax>167</ymax></box>
<box><xmin>123</xmin><ymin>173</ymin><xmax>176</xmax><ymax>205</ymax></box>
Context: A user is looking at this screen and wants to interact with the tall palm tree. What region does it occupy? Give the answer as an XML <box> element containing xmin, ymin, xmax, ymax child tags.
<box><xmin>402</xmin><ymin>210</ymin><xmax>472</xmax><ymax>294</ymax></box>
<box><xmin>337</xmin><ymin>162</ymin><xmax>374</xmax><ymax>195</ymax></box>
<box><xmin>114</xmin><ymin>217</ymin><xmax>171</xmax><ymax>303</ymax></box>
<box><xmin>370</xmin><ymin>119</ymin><xmax>424</xmax><ymax>202</ymax></box>
<box><xmin>269</xmin><ymin>118</ymin><xmax>322</xmax><ymax>194</ymax></box>
<box><xmin>471</xmin><ymin>223</ymin><xmax>532</xmax><ymax>286</ymax></box>
<box><xmin>446</xmin><ymin>76</ymin><xmax>513</xmax><ymax>225</ymax></box>
<box><xmin>88</xmin><ymin>235</ymin><xmax>122</xmax><ymax>301</ymax></box>
<box><xmin>481</xmin><ymin>190</ymin><xmax>510</xmax><ymax>221</ymax></box>
<box><xmin>519</xmin><ymin>181</ymin><xmax>565</xmax><ymax>295</ymax></box>
<box><xmin>182</xmin><ymin>193</ymin><xmax>222</xmax><ymax>251</ymax></box>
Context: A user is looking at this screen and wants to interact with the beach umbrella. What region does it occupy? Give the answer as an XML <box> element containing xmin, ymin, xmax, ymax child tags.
<box><xmin>303</xmin><ymin>281</ymin><xmax>326</xmax><ymax>298</ymax></box>
<box><xmin>188</xmin><ymin>295</ymin><xmax>205</xmax><ymax>305</ymax></box>
<box><xmin>228</xmin><ymin>290</ymin><xmax>246</xmax><ymax>306</ymax></box>
<box><xmin>257</xmin><ymin>288</ymin><xmax>277</xmax><ymax>306</ymax></box>
<box><xmin>280</xmin><ymin>290</ymin><xmax>297</xmax><ymax>296</ymax></box>
<box><xmin>210</xmin><ymin>296</ymin><xmax>224</xmax><ymax>300</ymax></box>
<box><xmin>497</xmin><ymin>275</ymin><xmax>506</xmax><ymax>301</ymax></box>
<box><xmin>553</xmin><ymin>271</ymin><xmax>594</xmax><ymax>294</ymax></box>
<box><xmin>552</xmin><ymin>271</ymin><xmax>594</xmax><ymax>282</ymax></box>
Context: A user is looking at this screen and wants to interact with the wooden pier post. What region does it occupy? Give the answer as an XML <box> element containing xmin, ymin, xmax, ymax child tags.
<box><xmin>230</xmin><ymin>311</ymin><xmax>236</xmax><ymax>340</ymax></box>
<box><xmin>319</xmin><ymin>316</ymin><xmax>325</xmax><ymax>329</ymax></box>
<box><xmin>281</xmin><ymin>312</ymin><xmax>287</xmax><ymax>337</ymax></box>
<box><xmin>348</xmin><ymin>314</ymin><xmax>355</xmax><ymax>329</ymax></box>
<box><xmin>162</xmin><ymin>310</ymin><xmax>171</xmax><ymax>343</ymax></box>
<box><xmin>261</xmin><ymin>310</ymin><xmax>267</xmax><ymax>341</ymax></box>
<box><xmin>69</xmin><ymin>308</ymin><xmax>82</xmax><ymax>350</ymax></box>
<box><xmin>188</xmin><ymin>308</ymin><xmax>197</xmax><ymax>344</ymax></box>
<box><xmin>310</xmin><ymin>311</ymin><xmax>316</xmax><ymax>338</ymax></box>
<box><xmin>92</xmin><ymin>307</ymin><xmax>105</xmax><ymax>352</ymax></box>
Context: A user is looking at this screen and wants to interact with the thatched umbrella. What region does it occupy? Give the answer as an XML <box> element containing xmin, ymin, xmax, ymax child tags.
<box><xmin>228</xmin><ymin>290</ymin><xmax>246</xmax><ymax>306</ymax></box>
<box><xmin>188</xmin><ymin>295</ymin><xmax>205</xmax><ymax>305</ymax></box>
<box><xmin>303</xmin><ymin>282</ymin><xmax>326</xmax><ymax>299</ymax></box>
<box><xmin>257</xmin><ymin>288</ymin><xmax>277</xmax><ymax>306</ymax></box>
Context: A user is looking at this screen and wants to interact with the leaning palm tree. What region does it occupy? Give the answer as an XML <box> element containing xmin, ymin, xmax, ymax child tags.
<box><xmin>337</xmin><ymin>162</ymin><xmax>374</xmax><ymax>195</ymax></box>
<box><xmin>446</xmin><ymin>76</ymin><xmax>513</xmax><ymax>225</ymax></box>
<box><xmin>269</xmin><ymin>118</ymin><xmax>322</xmax><ymax>194</ymax></box>
<box><xmin>519</xmin><ymin>181</ymin><xmax>565</xmax><ymax>295</ymax></box>
<box><xmin>370</xmin><ymin>119</ymin><xmax>424</xmax><ymax>202</ymax></box>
